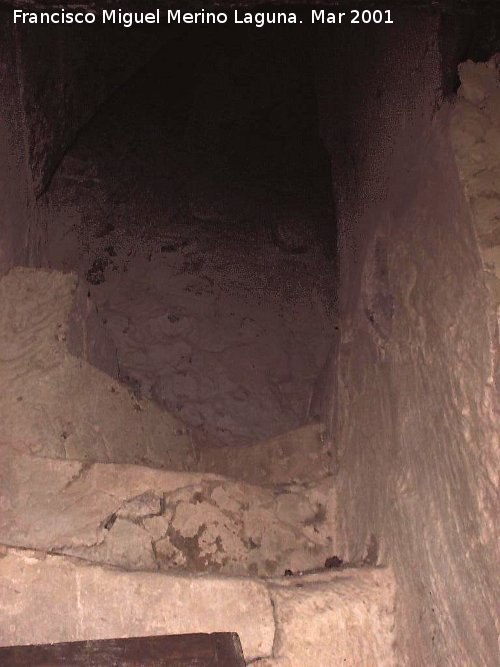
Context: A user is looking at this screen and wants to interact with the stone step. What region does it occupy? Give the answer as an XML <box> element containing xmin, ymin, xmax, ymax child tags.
<box><xmin>0</xmin><ymin>267</ymin><xmax>330</xmax><ymax>488</ymax></box>
<box><xmin>0</xmin><ymin>547</ymin><xmax>396</xmax><ymax>666</ymax></box>
<box><xmin>0</xmin><ymin>267</ymin><xmax>332</xmax><ymax>486</ymax></box>
<box><xmin>0</xmin><ymin>447</ymin><xmax>336</xmax><ymax>578</ymax></box>
<box><xmin>196</xmin><ymin>422</ymin><xmax>333</xmax><ymax>486</ymax></box>
<box><xmin>0</xmin><ymin>267</ymin><xmax>195</xmax><ymax>470</ymax></box>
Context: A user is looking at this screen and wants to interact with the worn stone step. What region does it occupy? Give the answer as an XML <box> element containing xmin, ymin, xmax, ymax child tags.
<box><xmin>0</xmin><ymin>447</ymin><xmax>336</xmax><ymax>578</ymax></box>
<box><xmin>0</xmin><ymin>547</ymin><xmax>396</xmax><ymax>666</ymax></box>
<box><xmin>196</xmin><ymin>422</ymin><xmax>333</xmax><ymax>486</ymax></box>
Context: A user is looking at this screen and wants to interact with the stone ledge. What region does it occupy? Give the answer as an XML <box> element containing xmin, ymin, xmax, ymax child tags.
<box><xmin>0</xmin><ymin>547</ymin><xmax>274</xmax><ymax>662</ymax></box>
<box><xmin>0</xmin><ymin>448</ymin><xmax>337</xmax><ymax>578</ymax></box>
<box><xmin>0</xmin><ymin>547</ymin><xmax>395</xmax><ymax>666</ymax></box>
<box><xmin>197</xmin><ymin>422</ymin><xmax>332</xmax><ymax>486</ymax></box>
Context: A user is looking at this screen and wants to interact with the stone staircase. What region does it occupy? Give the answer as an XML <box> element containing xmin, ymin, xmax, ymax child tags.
<box><xmin>0</xmin><ymin>267</ymin><xmax>396</xmax><ymax>665</ymax></box>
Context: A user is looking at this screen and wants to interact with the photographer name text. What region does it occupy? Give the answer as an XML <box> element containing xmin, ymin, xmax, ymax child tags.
<box><xmin>13</xmin><ymin>8</ymin><xmax>394</xmax><ymax>28</ymax></box>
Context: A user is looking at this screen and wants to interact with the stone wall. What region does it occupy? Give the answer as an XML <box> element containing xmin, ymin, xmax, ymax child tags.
<box><xmin>0</xmin><ymin>10</ymin><xmax>34</xmax><ymax>274</ymax></box>
<box><xmin>317</xmin><ymin>10</ymin><xmax>499</xmax><ymax>666</ymax></box>
<box><xmin>0</xmin><ymin>7</ymin><xmax>164</xmax><ymax>273</ymax></box>
<box><xmin>451</xmin><ymin>56</ymin><xmax>500</xmax><ymax>318</ymax></box>
<box><xmin>13</xmin><ymin>21</ymin><xmax>164</xmax><ymax>198</ymax></box>
<box><xmin>0</xmin><ymin>546</ymin><xmax>396</xmax><ymax>666</ymax></box>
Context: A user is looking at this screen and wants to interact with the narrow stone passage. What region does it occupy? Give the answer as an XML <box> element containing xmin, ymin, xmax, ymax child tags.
<box><xmin>0</xmin><ymin>4</ymin><xmax>499</xmax><ymax>666</ymax></box>
<box><xmin>39</xmin><ymin>30</ymin><xmax>336</xmax><ymax>448</ymax></box>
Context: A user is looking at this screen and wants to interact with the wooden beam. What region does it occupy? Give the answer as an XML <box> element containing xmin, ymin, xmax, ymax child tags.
<box><xmin>0</xmin><ymin>632</ymin><xmax>246</xmax><ymax>666</ymax></box>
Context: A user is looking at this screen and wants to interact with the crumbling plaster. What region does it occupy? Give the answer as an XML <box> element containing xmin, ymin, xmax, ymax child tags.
<box><xmin>0</xmin><ymin>446</ymin><xmax>337</xmax><ymax>578</ymax></box>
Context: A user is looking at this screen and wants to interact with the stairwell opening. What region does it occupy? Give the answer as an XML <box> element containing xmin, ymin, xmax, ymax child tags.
<box><xmin>38</xmin><ymin>19</ymin><xmax>338</xmax><ymax>453</ymax></box>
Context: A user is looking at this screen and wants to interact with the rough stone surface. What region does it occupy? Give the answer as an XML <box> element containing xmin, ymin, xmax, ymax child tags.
<box><xmin>0</xmin><ymin>548</ymin><xmax>274</xmax><ymax>662</ymax></box>
<box><xmin>151</xmin><ymin>478</ymin><xmax>335</xmax><ymax>577</ymax></box>
<box><xmin>36</xmin><ymin>31</ymin><xmax>336</xmax><ymax>450</ymax></box>
<box><xmin>2</xmin><ymin>8</ymin><xmax>497</xmax><ymax>666</ymax></box>
<box><xmin>0</xmin><ymin>13</ymin><xmax>34</xmax><ymax>276</ymax></box>
<box><xmin>0</xmin><ymin>12</ymin><xmax>165</xmax><ymax>277</ymax></box>
<box><xmin>452</xmin><ymin>56</ymin><xmax>500</xmax><ymax>249</ymax></box>
<box><xmin>262</xmin><ymin>568</ymin><xmax>396</xmax><ymax>667</ymax></box>
<box><xmin>317</xmin><ymin>20</ymin><xmax>500</xmax><ymax>666</ymax></box>
<box><xmin>85</xmin><ymin>257</ymin><xmax>332</xmax><ymax>449</ymax></box>
<box><xmin>0</xmin><ymin>448</ymin><xmax>336</xmax><ymax>578</ymax></box>
<box><xmin>0</xmin><ymin>547</ymin><xmax>395</xmax><ymax>665</ymax></box>
<box><xmin>0</xmin><ymin>267</ymin><xmax>195</xmax><ymax>469</ymax></box>
<box><xmin>452</xmin><ymin>54</ymin><xmax>500</xmax><ymax>322</ymax></box>
<box><xmin>13</xmin><ymin>21</ymin><xmax>164</xmax><ymax>196</ymax></box>
<box><xmin>197</xmin><ymin>423</ymin><xmax>333</xmax><ymax>485</ymax></box>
